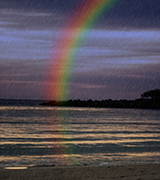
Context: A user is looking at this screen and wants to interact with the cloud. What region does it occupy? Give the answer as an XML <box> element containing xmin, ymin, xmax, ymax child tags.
<box><xmin>0</xmin><ymin>58</ymin><xmax>48</xmax><ymax>99</ymax></box>
<box><xmin>0</xmin><ymin>25</ymin><xmax>55</xmax><ymax>60</ymax></box>
<box><xmin>71</xmin><ymin>29</ymin><xmax>160</xmax><ymax>72</ymax></box>
<box><xmin>0</xmin><ymin>9</ymin><xmax>66</xmax><ymax>30</ymax></box>
<box><xmin>0</xmin><ymin>1</ymin><xmax>160</xmax><ymax>100</ymax></box>
<box><xmin>1</xmin><ymin>0</ymin><xmax>160</xmax><ymax>29</ymax></box>
<box><xmin>70</xmin><ymin>63</ymin><xmax>160</xmax><ymax>100</ymax></box>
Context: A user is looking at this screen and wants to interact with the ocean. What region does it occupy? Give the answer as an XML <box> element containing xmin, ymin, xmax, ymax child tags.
<box><xmin>0</xmin><ymin>99</ymin><xmax>160</xmax><ymax>168</ymax></box>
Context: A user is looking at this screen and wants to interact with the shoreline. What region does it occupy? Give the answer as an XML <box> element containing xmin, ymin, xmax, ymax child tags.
<box><xmin>1</xmin><ymin>163</ymin><xmax>160</xmax><ymax>180</ymax></box>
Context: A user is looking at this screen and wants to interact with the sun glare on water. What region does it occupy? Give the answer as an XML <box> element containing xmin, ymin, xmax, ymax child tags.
<box><xmin>4</xmin><ymin>167</ymin><xmax>28</xmax><ymax>170</ymax></box>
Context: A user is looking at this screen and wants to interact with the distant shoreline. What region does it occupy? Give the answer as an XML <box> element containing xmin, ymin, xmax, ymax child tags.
<box><xmin>40</xmin><ymin>98</ymin><xmax>160</xmax><ymax>110</ymax></box>
<box><xmin>0</xmin><ymin>98</ymin><xmax>160</xmax><ymax>109</ymax></box>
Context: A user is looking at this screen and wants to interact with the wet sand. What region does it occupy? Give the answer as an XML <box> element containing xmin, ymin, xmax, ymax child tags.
<box><xmin>0</xmin><ymin>163</ymin><xmax>160</xmax><ymax>180</ymax></box>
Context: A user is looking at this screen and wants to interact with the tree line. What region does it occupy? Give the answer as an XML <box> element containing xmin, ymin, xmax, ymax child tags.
<box><xmin>40</xmin><ymin>89</ymin><xmax>160</xmax><ymax>109</ymax></box>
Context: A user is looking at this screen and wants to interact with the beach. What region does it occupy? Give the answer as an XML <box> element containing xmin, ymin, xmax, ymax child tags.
<box><xmin>1</xmin><ymin>163</ymin><xmax>160</xmax><ymax>180</ymax></box>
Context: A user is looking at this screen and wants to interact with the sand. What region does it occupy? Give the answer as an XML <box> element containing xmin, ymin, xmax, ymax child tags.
<box><xmin>0</xmin><ymin>163</ymin><xmax>160</xmax><ymax>180</ymax></box>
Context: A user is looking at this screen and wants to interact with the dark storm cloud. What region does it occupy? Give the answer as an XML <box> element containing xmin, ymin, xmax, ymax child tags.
<box><xmin>0</xmin><ymin>59</ymin><xmax>48</xmax><ymax>99</ymax></box>
<box><xmin>0</xmin><ymin>0</ymin><xmax>160</xmax><ymax>28</ymax></box>
<box><xmin>0</xmin><ymin>59</ymin><xmax>48</xmax><ymax>82</ymax></box>
<box><xmin>102</xmin><ymin>0</ymin><xmax>160</xmax><ymax>28</ymax></box>
<box><xmin>71</xmin><ymin>63</ymin><xmax>160</xmax><ymax>100</ymax></box>
<box><xmin>0</xmin><ymin>0</ymin><xmax>79</xmax><ymax>14</ymax></box>
<box><xmin>0</xmin><ymin>10</ymin><xmax>64</xmax><ymax>30</ymax></box>
<box><xmin>0</xmin><ymin>0</ymin><xmax>160</xmax><ymax>100</ymax></box>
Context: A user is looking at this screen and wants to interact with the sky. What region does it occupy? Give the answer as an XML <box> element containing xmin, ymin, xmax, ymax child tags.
<box><xmin>0</xmin><ymin>0</ymin><xmax>160</xmax><ymax>100</ymax></box>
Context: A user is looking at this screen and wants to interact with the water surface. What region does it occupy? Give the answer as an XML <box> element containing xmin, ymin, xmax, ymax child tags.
<box><xmin>0</xmin><ymin>103</ymin><xmax>160</xmax><ymax>168</ymax></box>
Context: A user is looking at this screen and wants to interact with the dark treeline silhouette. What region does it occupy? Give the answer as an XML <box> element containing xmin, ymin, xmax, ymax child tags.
<box><xmin>141</xmin><ymin>89</ymin><xmax>160</xmax><ymax>99</ymax></box>
<box><xmin>40</xmin><ymin>89</ymin><xmax>160</xmax><ymax>109</ymax></box>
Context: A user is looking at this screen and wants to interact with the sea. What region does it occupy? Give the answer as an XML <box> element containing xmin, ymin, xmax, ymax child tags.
<box><xmin>0</xmin><ymin>99</ymin><xmax>160</xmax><ymax>168</ymax></box>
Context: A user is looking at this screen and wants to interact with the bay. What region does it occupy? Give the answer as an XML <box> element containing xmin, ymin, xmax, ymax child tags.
<box><xmin>0</xmin><ymin>101</ymin><xmax>160</xmax><ymax>168</ymax></box>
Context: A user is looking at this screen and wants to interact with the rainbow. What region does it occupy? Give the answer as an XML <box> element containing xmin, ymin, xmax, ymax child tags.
<box><xmin>48</xmin><ymin>0</ymin><xmax>120</xmax><ymax>165</ymax></box>
<box><xmin>49</xmin><ymin>0</ymin><xmax>119</xmax><ymax>101</ymax></box>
